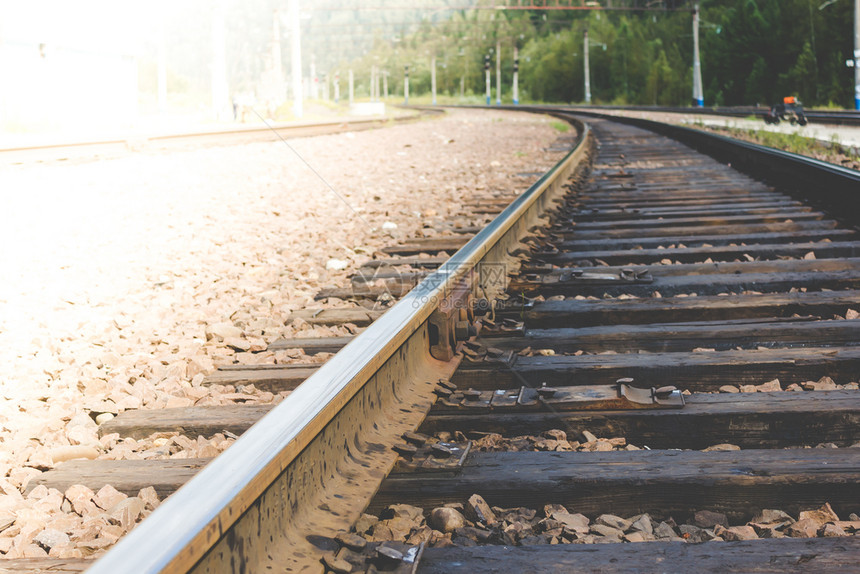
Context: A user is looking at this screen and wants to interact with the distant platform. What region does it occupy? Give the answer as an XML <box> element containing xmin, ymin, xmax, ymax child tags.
<box><xmin>350</xmin><ymin>102</ymin><xmax>386</xmax><ymax>116</ymax></box>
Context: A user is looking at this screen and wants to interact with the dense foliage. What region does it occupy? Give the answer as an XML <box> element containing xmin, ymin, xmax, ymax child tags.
<box><xmin>345</xmin><ymin>0</ymin><xmax>858</xmax><ymax>108</ymax></box>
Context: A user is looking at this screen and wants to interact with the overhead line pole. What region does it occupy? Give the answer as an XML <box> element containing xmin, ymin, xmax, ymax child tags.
<box><xmin>289</xmin><ymin>0</ymin><xmax>303</xmax><ymax>118</ymax></box>
<box><xmin>692</xmin><ymin>3</ymin><xmax>704</xmax><ymax>107</ymax></box>
<box><xmin>308</xmin><ymin>5</ymin><xmax>695</xmax><ymax>12</ymax></box>
<box><xmin>431</xmin><ymin>57</ymin><xmax>437</xmax><ymax>105</ymax></box>
<box><xmin>855</xmin><ymin>0</ymin><xmax>860</xmax><ymax>110</ymax></box>
<box><xmin>211</xmin><ymin>0</ymin><xmax>229</xmax><ymax>120</ymax></box>
<box><xmin>496</xmin><ymin>41</ymin><xmax>501</xmax><ymax>105</ymax></box>
<box><xmin>484</xmin><ymin>54</ymin><xmax>491</xmax><ymax>105</ymax></box>
<box><xmin>513</xmin><ymin>46</ymin><xmax>519</xmax><ymax>106</ymax></box>
<box><xmin>584</xmin><ymin>29</ymin><xmax>591</xmax><ymax>105</ymax></box>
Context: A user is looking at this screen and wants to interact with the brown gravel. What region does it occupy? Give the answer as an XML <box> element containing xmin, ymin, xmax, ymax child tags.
<box><xmin>0</xmin><ymin>109</ymin><xmax>567</xmax><ymax>558</ymax></box>
<box><xmin>355</xmin><ymin>500</ymin><xmax>859</xmax><ymax>548</ymax></box>
<box><xmin>465</xmin><ymin>429</ymin><xmax>638</xmax><ymax>453</ymax></box>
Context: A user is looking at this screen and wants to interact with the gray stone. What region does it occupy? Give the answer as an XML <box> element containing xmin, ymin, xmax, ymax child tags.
<box><xmin>694</xmin><ymin>510</ymin><xmax>729</xmax><ymax>529</ymax></box>
<box><xmin>383</xmin><ymin>504</ymin><xmax>424</xmax><ymax>522</ymax></box>
<box><xmin>722</xmin><ymin>525</ymin><xmax>758</xmax><ymax>541</ymax></box>
<box><xmin>520</xmin><ymin>535</ymin><xmax>551</xmax><ymax>546</ymax></box>
<box><xmin>822</xmin><ymin>524</ymin><xmax>848</xmax><ymax>537</ymax></box>
<box><xmin>630</xmin><ymin>514</ymin><xmax>653</xmax><ymax>535</ymax></box>
<box><xmin>353</xmin><ymin>513</ymin><xmax>378</xmax><ymax>534</ymax></box>
<box><xmin>590</xmin><ymin>524</ymin><xmax>623</xmax><ymax>539</ymax></box>
<box><xmin>752</xmin><ymin>509</ymin><xmax>795</xmax><ymax>525</ymax></box>
<box><xmin>322</xmin><ymin>554</ymin><xmax>353</xmax><ymax>574</ymax></box>
<box><xmin>33</xmin><ymin>529</ymin><xmax>70</xmax><ymax>551</ymax></box>
<box><xmin>654</xmin><ymin>522</ymin><xmax>677</xmax><ymax>539</ymax></box>
<box><xmin>624</xmin><ymin>531</ymin><xmax>651</xmax><ymax>542</ymax></box>
<box><xmin>596</xmin><ymin>514</ymin><xmax>632</xmax><ymax>532</ymax></box>
<box><xmin>453</xmin><ymin>526</ymin><xmax>491</xmax><ymax>543</ymax></box>
<box><xmin>465</xmin><ymin>494</ymin><xmax>496</xmax><ymax>525</ymax></box>
<box><xmin>581</xmin><ymin>430</ymin><xmax>598</xmax><ymax>442</ymax></box>
<box><xmin>552</xmin><ymin>512</ymin><xmax>590</xmax><ymax>534</ymax></box>
<box><xmin>680</xmin><ymin>524</ymin><xmax>717</xmax><ymax>543</ymax></box>
<box><xmin>543</xmin><ymin>503</ymin><xmax>569</xmax><ymax>518</ymax></box>
<box><xmin>429</xmin><ymin>507</ymin><xmax>466</xmax><ymax>534</ymax></box>
<box><xmin>205</xmin><ymin>322</ymin><xmax>243</xmax><ymax>341</ymax></box>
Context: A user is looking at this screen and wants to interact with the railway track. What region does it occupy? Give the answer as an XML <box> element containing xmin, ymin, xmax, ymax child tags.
<box><xmin>5</xmin><ymin>111</ymin><xmax>860</xmax><ymax>573</ymax></box>
<box><xmin>569</xmin><ymin>104</ymin><xmax>860</xmax><ymax>127</ymax></box>
<box><xmin>0</xmin><ymin>110</ymin><xmax>436</xmax><ymax>165</ymax></box>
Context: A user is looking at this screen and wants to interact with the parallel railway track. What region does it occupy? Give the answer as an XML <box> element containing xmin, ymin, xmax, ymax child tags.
<box><xmin>0</xmin><ymin>111</ymin><xmax>437</xmax><ymax>165</ymax></box>
<box><xmin>569</xmin><ymin>104</ymin><xmax>860</xmax><ymax>127</ymax></box>
<box><xmin>5</xmin><ymin>109</ymin><xmax>860</xmax><ymax>573</ymax></box>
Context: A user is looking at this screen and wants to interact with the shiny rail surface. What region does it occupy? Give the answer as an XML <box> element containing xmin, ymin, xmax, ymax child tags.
<box><xmin>0</xmin><ymin>109</ymin><xmax>441</xmax><ymax>164</ymax></box>
<box><xmin>559</xmin><ymin>107</ymin><xmax>860</xmax><ymax>225</ymax></box>
<box><xmin>82</xmin><ymin>116</ymin><xmax>592</xmax><ymax>573</ymax></box>
<box><xmin>22</xmin><ymin>106</ymin><xmax>860</xmax><ymax>573</ymax></box>
<box><xmin>566</xmin><ymin>104</ymin><xmax>860</xmax><ymax>127</ymax></box>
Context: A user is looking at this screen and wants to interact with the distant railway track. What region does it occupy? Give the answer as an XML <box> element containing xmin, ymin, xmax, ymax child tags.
<box><xmin>568</xmin><ymin>104</ymin><xmax>860</xmax><ymax>127</ymax></box>
<box><xmin>0</xmin><ymin>110</ymin><xmax>440</xmax><ymax>164</ymax></box>
<box><xmin>6</xmin><ymin>109</ymin><xmax>860</xmax><ymax>573</ymax></box>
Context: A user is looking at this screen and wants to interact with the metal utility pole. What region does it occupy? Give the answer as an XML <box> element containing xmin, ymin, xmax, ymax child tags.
<box><xmin>211</xmin><ymin>0</ymin><xmax>230</xmax><ymax>119</ymax></box>
<box><xmin>375</xmin><ymin>66</ymin><xmax>381</xmax><ymax>102</ymax></box>
<box><xmin>692</xmin><ymin>3</ymin><xmax>704</xmax><ymax>107</ymax></box>
<box><xmin>348</xmin><ymin>69</ymin><xmax>354</xmax><ymax>105</ymax></box>
<box><xmin>310</xmin><ymin>55</ymin><xmax>317</xmax><ymax>99</ymax></box>
<box><xmin>513</xmin><ymin>46</ymin><xmax>519</xmax><ymax>105</ymax></box>
<box><xmin>334</xmin><ymin>73</ymin><xmax>340</xmax><ymax>104</ymax></box>
<box><xmin>404</xmin><ymin>65</ymin><xmax>410</xmax><ymax>104</ymax></box>
<box><xmin>484</xmin><ymin>54</ymin><xmax>491</xmax><ymax>105</ymax></box>
<box><xmin>584</xmin><ymin>29</ymin><xmax>591</xmax><ymax>104</ymax></box>
<box><xmin>496</xmin><ymin>41</ymin><xmax>502</xmax><ymax>105</ymax></box>
<box><xmin>855</xmin><ymin>0</ymin><xmax>860</xmax><ymax>109</ymax></box>
<box><xmin>383</xmin><ymin>71</ymin><xmax>389</xmax><ymax>99</ymax></box>
<box><xmin>431</xmin><ymin>57</ymin><xmax>437</xmax><ymax>105</ymax></box>
<box><xmin>157</xmin><ymin>19</ymin><xmax>167</xmax><ymax>112</ymax></box>
<box><xmin>288</xmin><ymin>0</ymin><xmax>303</xmax><ymax>118</ymax></box>
<box><xmin>272</xmin><ymin>10</ymin><xmax>285</xmax><ymax>106</ymax></box>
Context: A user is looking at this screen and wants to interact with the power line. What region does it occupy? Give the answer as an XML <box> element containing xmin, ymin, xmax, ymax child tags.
<box><xmin>308</xmin><ymin>5</ymin><xmax>694</xmax><ymax>12</ymax></box>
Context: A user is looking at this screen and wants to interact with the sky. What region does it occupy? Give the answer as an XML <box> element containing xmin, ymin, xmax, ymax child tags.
<box><xmin>0</xmin><ymin>1</ymin><xmax>160</xmax><ymax>55</ymax></box>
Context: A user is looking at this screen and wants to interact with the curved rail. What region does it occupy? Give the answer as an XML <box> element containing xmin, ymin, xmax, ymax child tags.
<box><xmin>0</xmin><ymin>109</ymin><xmax>443</xmax><ymax>163</ymax></box>
<box><xmin>85</xmin><ymin>117</ymin><xmax>593</xmax><ymax>572</ymax></box>
<box><xmin>564</xmin><ymin>104</ymin><xmax>860</xmax><ymax>127</ymax></box>
<box><xmin>556</xmin><ymin>108</ymin><xmax>860</xmax><ymax>228</ymax></box>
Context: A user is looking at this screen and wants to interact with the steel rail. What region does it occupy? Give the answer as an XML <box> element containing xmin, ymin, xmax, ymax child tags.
<box><xmin>557</xmin><ymin>108</ymin><xmax>860</xmax><ymax>229</ymax></box>
<box><xmin>85</xmin><ymin>116</ymin><xmax>592</xmax><ymax>573</ymax></box>
<box><xmin>565</xmin><ymin>104</ymin><xmax>860</xmax><ymax>127</ymax></box>
<box><xmin>0</xmin><ymin>110</ymin><xmax>441</xmax><ymax>160</ymax></box>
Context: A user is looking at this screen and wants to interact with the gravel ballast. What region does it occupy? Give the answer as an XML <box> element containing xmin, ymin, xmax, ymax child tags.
<box><xmin>0</xmin><ymin>109</ymin><xmax>567</xmax><ymax>558</ymax></box>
